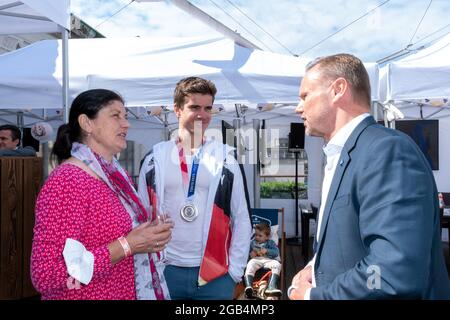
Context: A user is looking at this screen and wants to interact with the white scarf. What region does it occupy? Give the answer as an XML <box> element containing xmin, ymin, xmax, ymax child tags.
<box><xmin>71</xmin><ymin>142</ymin><xmax>170</xmax><ymax>300</ymax></box>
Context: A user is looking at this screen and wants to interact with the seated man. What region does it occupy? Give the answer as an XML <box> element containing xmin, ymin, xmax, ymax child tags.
<box><xmin>0</xmin><ymin>124</ymin><xmax>36</xmax><ymax>156</ymax></box>
<box><xmin>244</xmin><ymin>223</ymin><xmax>282</xmax><ymax>298</ymax></box>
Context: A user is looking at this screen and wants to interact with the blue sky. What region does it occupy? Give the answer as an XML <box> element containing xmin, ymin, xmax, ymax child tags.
<box><xmin>71</xmin><ymin>0</ymin><xmax>450</xmax><ymax>62</ymax></box>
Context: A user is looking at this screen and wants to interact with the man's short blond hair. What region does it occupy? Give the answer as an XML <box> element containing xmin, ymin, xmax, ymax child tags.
<box><xmin>306</xmin><ymin>53</ymin><xmax>371</xmax><ymax>108</ymax></box>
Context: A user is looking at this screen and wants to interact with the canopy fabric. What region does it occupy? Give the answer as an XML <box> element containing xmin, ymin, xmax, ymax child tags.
<box><xmin>0</xmin><ymin>36</ymin><xmax>307</xmax><ymax>110</ymax></box>
<box><xmin>0</xmin><ymin>36</ymin><xmax>380</xmax><ymax>122</ymax></box>
<box><xmin>385</xmin><ymin>33</ymin><xmax>450</xmax><ymax>102</ymax></box>
<box><xmin>0</xmin><ymin>0</ymin><xmax>70</xmax><ymax>34</ymax></box>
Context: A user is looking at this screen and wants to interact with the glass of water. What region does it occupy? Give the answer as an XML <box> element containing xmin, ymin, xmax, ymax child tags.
<box><xmin>156</xmin><ymin>203</ymin><xmax>170</xmax><ymax>265</ymax></box>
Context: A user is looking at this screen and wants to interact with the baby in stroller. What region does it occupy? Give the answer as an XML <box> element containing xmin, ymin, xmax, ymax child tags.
<box><xmin>244</xmin><ymin>223</ymin><xmax>282</xmax><ymax>298</ymax></box>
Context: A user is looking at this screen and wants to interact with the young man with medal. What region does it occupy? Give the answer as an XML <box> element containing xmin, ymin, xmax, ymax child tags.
<box><xmin>138</xmin><ymin>77</ymin><xmax>252</xmax><ymax>299</ymax></box>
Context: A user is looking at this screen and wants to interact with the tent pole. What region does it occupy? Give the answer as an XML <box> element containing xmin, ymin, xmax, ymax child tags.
<box><xmin>170</xmin><ymin>0</ymin><xmax>261</xmax><ymax>50</ymax></box>
<box><xmin>42</xmin><ymin>142</ymin><xmax>49</xmax><ymax>180</ymax></box>
<box><xmin>164</xmin><ymin>110</ymin><xmax>170</xmax><ymax>141</ymax></box>
<box><xmin>16</xmin><ymin>111</ymin><xmax>24</xmax><ymax>146</ymax></box>
<box><xmin>372</xmin><ymin>101</ymin><xmax>378</xmax><ymax>121</ymax></box>
<box><xmin>61</xmin><ymin>26</ymin><xmax>69</xmax><ymax>124</ymax></box>
<box><xmin>253</xmin><ymin>119</ymin><xmax>261</xmax><ymax>208</ymax></box>
<box><xmin>233</xmin><ymin>118</ymin><xmax>242</xmax><ymax>162</ymax></box>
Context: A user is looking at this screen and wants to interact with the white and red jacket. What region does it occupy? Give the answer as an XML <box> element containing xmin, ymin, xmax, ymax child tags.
<box><xmin>138</xmin><ymin>139</ymin><xmax>251</xmax><ymax>284</ymax></box>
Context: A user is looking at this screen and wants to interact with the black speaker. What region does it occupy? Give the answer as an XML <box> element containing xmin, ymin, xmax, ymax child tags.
<box><xmin>288</xmin><ymin>122</ymin><xmax>305</xmax><ymax>150</ymax></box>
<box><xmin>22</xmin><ymin>128</ymin><xmax>39</xmax><ymax>152</ymax></box>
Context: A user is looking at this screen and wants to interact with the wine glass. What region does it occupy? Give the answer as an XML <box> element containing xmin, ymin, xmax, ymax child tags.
<box><xmin>156</xmin><ymin>202</ymin><xmax>170</xmax><ymax>265</ymax></box>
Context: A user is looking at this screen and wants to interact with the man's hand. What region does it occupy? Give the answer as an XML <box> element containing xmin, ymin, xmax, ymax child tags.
<box><xmin>289</xmin><ymin>265</ymin><xmax>313</xmax><ymax>300</ymax></box>
<box><xmin>250</xmin><ymin>250</ymin><xmax>258</xmax><ymax>258</ymax></box>
<box><xmin>289</xmin><ymin>281</ymin><xmax>312</xmax><ymax>300</ymax></box>
<box><xmin>292</xmin><ymin>265</ymin><xmax>313</xmax><ymax>284</ymax></box>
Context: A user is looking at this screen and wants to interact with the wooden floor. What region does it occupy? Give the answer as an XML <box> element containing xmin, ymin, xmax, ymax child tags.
<box><xmin>282</xmin><ymin>240</ymin><xmax>309</xmax><ymax>300</ymax></box>
<box><xmin>281</xmin><ymin>239</ymin><xmax>450</xmax><ymax>300</ymax></box>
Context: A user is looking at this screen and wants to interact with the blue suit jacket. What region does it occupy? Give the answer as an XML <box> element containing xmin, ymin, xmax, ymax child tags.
<box><xmin>311</xmin><ymin>116</ymin><xmax>450</xmax><ymax>299</ymax></box>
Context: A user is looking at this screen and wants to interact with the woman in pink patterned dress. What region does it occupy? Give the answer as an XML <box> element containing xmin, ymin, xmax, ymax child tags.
<box><xmin>31</xmin><ymin>89</ymin><xmax>173</xmax><ymax>300</ymax></box>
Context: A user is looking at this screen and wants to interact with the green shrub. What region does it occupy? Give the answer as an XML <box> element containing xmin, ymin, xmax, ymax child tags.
<box><xmin>260</xmin><ymin>181</ymin><xmax>307</xmax><ymax>199</ymax></box>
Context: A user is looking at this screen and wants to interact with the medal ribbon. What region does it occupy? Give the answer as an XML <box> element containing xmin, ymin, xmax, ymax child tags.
<box><xmin>176</xmin><ymin>138</ymin><xmax>205</xmax><ymax>202</ymax></box>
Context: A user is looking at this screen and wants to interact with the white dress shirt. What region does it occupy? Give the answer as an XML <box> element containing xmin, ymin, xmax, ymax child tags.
<box><xmin>302</xmin><ymin>113</ymin><xmax>370</xmax><ymax>300</ymax></box>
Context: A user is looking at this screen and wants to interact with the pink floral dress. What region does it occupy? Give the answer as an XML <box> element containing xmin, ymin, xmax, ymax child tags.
<box><xmin>31</xmin><ymin>164</ymin><xmax>136</xmax><ymax>299</ymax></box>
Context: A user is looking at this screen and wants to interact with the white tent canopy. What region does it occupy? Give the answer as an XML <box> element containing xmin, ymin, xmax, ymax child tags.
<box><xmin>384</xmin><ymin>33</ymin><xmax>450</xmax><ymax>102</ymax></box>
<box><xmin>0</xmin><ymin>0</ymin><xmax>70</xmax><ymax>34</ymax></box>
<box><xmin>0</xmin><ymin>0</ymin><xmax>71</xmax><ymax>122</ymax></box>
<box><xmin>0</xmin><ymin>36</ymin><xmax>381</xmax><ymax>126</ymax></box>
<box><xmin>0</xmin><ymin>36</ymin><xmax>316</xmax><ymax>133</ymax></box>
<box><xmin>0</xmin><ymin>36</ymin><xmax>308</xmax><ymax>110</ymax></box>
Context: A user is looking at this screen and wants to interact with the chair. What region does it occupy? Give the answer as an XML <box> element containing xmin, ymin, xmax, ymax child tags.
<box><xmin>246</xmin><ymin>208</ymin><xmax>285</xmax><ymax>300</ymax></box>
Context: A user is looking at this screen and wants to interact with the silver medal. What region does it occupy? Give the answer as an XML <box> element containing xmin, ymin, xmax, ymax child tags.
<box><xmin>180</xmin><ymin>203</ymin><xmax>198</xmax><ymax>222</ymax></box>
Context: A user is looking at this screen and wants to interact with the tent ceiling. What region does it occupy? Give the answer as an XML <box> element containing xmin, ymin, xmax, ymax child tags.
<box><xmin>0</xmin><ymin>36</ymin><xmax>380</xmax><ymax>122</ymax></box>
<box><xmin>0</xmin><ymin>0</ymin><xmax>70</xmax><ymax>34</ymax></box>
<box><xmin>0</xmin><ymin>36</ymin><xmax>309</xmax><ymax>119</ymax></box>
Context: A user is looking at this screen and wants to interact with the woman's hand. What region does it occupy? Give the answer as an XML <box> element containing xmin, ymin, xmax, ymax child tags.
<box><xmin>126</xmin><ymin>219</ymin><xmax>173</xmax><ymax>254</ymax></box>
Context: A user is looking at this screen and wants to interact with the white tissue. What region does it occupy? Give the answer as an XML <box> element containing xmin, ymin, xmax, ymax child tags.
<box><xmin>63</xmin><ymin>238</ymin><xmax>94</xmax><ymax>285</ymax></box>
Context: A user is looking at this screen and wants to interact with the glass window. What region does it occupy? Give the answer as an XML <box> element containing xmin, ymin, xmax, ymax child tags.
<box><xmin>261</xmin><ymin>137</ymin><xmax>308</xmax><ymax>199</ymax></box>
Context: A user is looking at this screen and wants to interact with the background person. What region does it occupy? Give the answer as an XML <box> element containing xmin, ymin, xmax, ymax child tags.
<box><xmin>0</xmin><ymin>124</ymin><xmax>36</xmax><ymax>156</ymax></box>
<box><xmin>244</xmin><ymin>223</ymin><xmax>282</xmax><ymax>298</ymax></box>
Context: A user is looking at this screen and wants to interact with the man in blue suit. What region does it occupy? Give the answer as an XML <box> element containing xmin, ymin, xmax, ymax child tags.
<box><xmin>289</xmin><ymin>53</ymin><xmax>450</xmax><ymax>299</ymax></box>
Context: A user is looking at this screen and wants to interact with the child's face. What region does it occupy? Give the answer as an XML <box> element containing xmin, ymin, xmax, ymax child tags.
<box><xmin>255</xmin><ymin>230</ymin><xmax>269</xmax><ymax>243</ymax></box>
